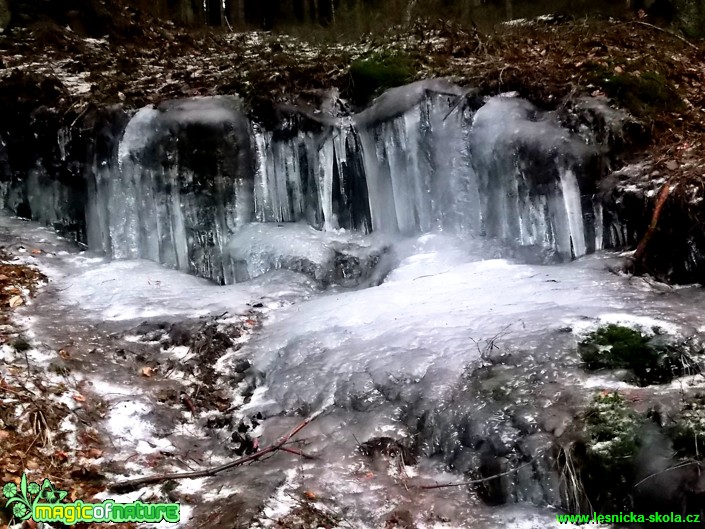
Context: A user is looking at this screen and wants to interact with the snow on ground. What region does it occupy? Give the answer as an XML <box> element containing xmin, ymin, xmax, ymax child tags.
<box><xmin>56</xmin><ymin>256</ymin><xmax>316</xmax><ymax>321</ymax></box>
<box><xmin>4</xmin><ymin>213</ymin><xmax>705</xmax><ymax>527</ymax></box>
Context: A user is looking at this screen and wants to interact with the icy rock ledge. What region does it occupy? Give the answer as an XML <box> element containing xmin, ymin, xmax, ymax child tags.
<box><xmin>226</xmin><ymin>223</ymin><xmax>393</xmax><ymax>287</ymax></box>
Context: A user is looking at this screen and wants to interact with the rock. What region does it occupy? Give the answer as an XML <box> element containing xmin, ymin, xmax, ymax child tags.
<box><xmin>540</xmin><ymin>409</ymin><xmax>573</xmax><ymax>437</ymax></box>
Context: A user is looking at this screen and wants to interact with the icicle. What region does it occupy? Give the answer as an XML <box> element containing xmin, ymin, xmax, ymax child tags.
<box><xmin>558</xmin><ymin>167</ymin><xmax>587</xmax><ymax>258</ymax></box>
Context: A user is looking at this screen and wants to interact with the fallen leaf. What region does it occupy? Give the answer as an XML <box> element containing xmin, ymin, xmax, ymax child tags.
<box><xmin>54</xmin><ymin>450</ymin><xmax>69</xmax><ymax>461</ymax></box>
<box><xmin>0</xmin><ymin>430</ymin><xmax>10</xmax><ymax>440</ymax></box>
<box><xmin>59</xmin><ymin>349</ymin><xmax>71</xmax><ymax>360</ymax></box>
<box><xmin>8</xmin><ymin>295</ymin><xmax>23</xmax><ymax>308</ymax></box>
<box><xmin>303</xmin><ymin>490</ymin><xmax>317</xmax><ymax>500</ymax></box>
<box><xmin>87</xmin><ymin>448</ymin><xmax>103</xmax><ymax>459</ymax></box>
<box><xmin>614</xmin><ymin>65</ymin><xmax>623</xmax><ymax>73</ymax></box>
<box><xmin>26</xmin><ymin>459</ymin><xmax>39</xmax><ymax>470</ymax></box>
<box><xmin>141</xmin><ymin>366</ymin><xmax>155</xmax><ymax>377</ymax></box>
<box><xmin>0</xmin><ymin>274</ymin><xmax>8</xmax><ymax>281</ymax></box>
<box><xmin>31</xmin><ymin>249</ymin><xmax>42</xmax><ymax>255</ymax></box>
<box><xmin>73</xmin><ymin>394</ymin><xmax>86</xmax><ymax>403</ymax></box>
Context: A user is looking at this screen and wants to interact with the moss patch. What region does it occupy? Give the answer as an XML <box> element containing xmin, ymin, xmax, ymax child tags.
<box><xmin>347</xmin><ymin>52</ymin><xmax>416</xmax><ymax>106</ymax></box>
<box><xmin>579</xmin><ymin>392</ymin><xmax>643</xmax><ymax>510</ymax></box>
<box><xmin>590</xmin><ymin>68</ymin><xmax>684</xmax><ymax>121</ymax></box>
<box><xmin>579</xmin><ymin>325</ymin><xmax>701</xmax><ymax>386</ymax></box>
<box><xmin>668</xmin><ymin>393</ymin><xmax>705</xmax><ymax>459</ymax></box>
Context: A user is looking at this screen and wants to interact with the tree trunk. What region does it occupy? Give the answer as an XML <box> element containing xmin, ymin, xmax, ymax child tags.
<box><xmin>225</xmin><ymin>0</ymin><xmax>246</xmax><ymax>26</ymax></box>
<box><xmin>192</xmin><ymin>0</ymin><xmax>205</xmax><ymax>24</ymax></box>
<box><xmin>206</xmin><ymin>0</ymin><xmax>222</xmax><ymax>26</ymax></box>
<box><xmin>672</xmin><ymin>0</ymin><xmax>705</xmax><ymax>37</ymax></box>
<box><xmin>169</xmin><ymin>0</ymin><xmax>194</xmax><ymax>24</ymax></box>
<box><xmin>0</xmin><ymin>0</ymin><xmax>10</xmax><ymax>31</ymax></box>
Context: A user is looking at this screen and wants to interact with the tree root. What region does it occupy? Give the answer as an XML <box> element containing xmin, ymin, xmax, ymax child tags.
<box><xmin>627</xmin><ymin>179</ymin><xmax>674</xmax><ymax>275</ymax></box>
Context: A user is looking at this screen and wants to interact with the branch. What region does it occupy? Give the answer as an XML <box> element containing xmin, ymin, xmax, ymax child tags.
<box><xmin>108</xmin><ymin>414</ymin><xmax>319</xmax><ymax>493</ymax></box>
<box><xmin>418</xmin><ymin>458</ymin><xmax>536</xmax><ymax>490</ymax></box>
<box><xmin>627</xmin><ymin>179</ymin><xmax>674</xmax><ymax>273</ymax></box>
<box><xmin>630</xmin><ymin>21</ymin><xmax>699</xmax><ymax>51</ymax></box>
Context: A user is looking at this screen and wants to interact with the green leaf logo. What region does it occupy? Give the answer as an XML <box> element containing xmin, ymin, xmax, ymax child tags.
<box><xmin>2</xmin><ymin>475</ymin><xmax>68</xmax><ymax>522</ymax></box>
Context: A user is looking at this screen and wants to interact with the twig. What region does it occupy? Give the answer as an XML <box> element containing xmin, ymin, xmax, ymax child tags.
<box><xmin>280</xmin><ymin>446</ymin><xmax>316</xmax><ymax>460</ymax></box>
<box><xmin>418</xmin><ymin>458</ymin><xmax>536</xmax><ymax>490</ymax></box>
<box><xmin>443</xmin><ymin>87</ymin><xmax>477</xmax><ymax>122</ymax></box>
<box><xmin>108</xmin><ymin>413</ymin><xmax>319</xmax><ymax>493</ymax></box>
<box><xmin>629</xmin><ymin>21</ymin><xmax>699</xmax><ymax>51</ymax></box>
<box><xmin>633</xmin><ymin>460</ymin><xmax>700</xmax><ymax>488</ymax></box>
<box><xmin>180</xmin><ymin>393</ymin><xmax>197</xmax><ymax>415</ymax></box>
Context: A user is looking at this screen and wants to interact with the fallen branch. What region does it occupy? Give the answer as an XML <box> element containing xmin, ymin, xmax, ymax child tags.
<box><xmin>633</xmin><ymin>460</ymin><xmax>701</xmax><ymax>488</ymax></box>
<box><xmin>109</xmin><ymin>413</ymin><xmax>319</xmax><ymax>493</ymax></box>
<box><xmin>627</xmin><ymin>179</ymin><xmax>674</xmax><ymax>273</ymax></box>
<box><xmin>629</xmin><ymin>21</ymin><xmax>699</xmax><ymax>51</ymax></box>
<box><xmin>418</xmin><ymin>458</ymin><xmax>536</xmax><ymax>490</ymax></box>
<box><xmin>279</xmin><ymin>446</ymin><xmax>316</xmax><ymax>460</ymax></box>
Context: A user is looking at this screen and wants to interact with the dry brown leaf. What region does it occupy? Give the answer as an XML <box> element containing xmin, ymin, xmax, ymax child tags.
<box><xmin>31</xmin><ymin>249</ymin><xmax>42</xmax><ymax>255</ymax></box>
<box><xmin>86</xmin><ymin>448</ymin><xmax>103</xmax><ymax>459</ymax></box>
<box><xmin>0</xmin><ymin>430</ymin><xmax>10</xmax><ymax>440</ymax></box>
<box><xmin>0</xmin><ymin>274</ymin><xmax>8</xmax><ymax>281</ymax></box>
<box><xmin>73</xmin><ymin>393</ymin><xmax>86</xmax><ymax>403</ymax></box>
<box><xmin>303</xmin><ymin>490</ymin><xmax>317</xmax><ymax>500</ymax></box>
<box><xmin>141</xmin><ymin>366</ymin><xmax>155</xmax><ymax>377</ymax></box>
<box><xmin>59</xmin><ymin>349</ymin><xmax>71</xmax><ymax>360</ymax></box>
<box><xmin>8</xmin><ymin>295</ymin><xmax>23</xmax><ymax>308</ymax></box>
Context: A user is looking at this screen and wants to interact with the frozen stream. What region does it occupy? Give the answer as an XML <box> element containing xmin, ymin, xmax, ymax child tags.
<box><xmin>4</xmin><ymin>213</ymin><xmax>705</xmax><ymax>528</ymax></box>
<box><xmin>2</xmin><ymin>79</ymin><xmax>703</xmax><ymax>528</ymax></box>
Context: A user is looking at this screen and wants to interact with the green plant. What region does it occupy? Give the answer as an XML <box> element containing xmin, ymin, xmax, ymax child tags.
<box><xmin>579</xmin><ymin>324</ymin><xmax>699</xmax><ymax>386</ymax></box>
<box><xmin>668</xmin><ymin>393</ymin><xmax>705</xmax><ymax>458</ymax></box>
<box><xmin>579</xmin><ymin>392</ymin><xmax>643</xmax><ymax>510</ymax></box>
<box><xmin>347</xmin><ymin>51</ymin><xmax>416</xmax><ymax>105</ymax></box>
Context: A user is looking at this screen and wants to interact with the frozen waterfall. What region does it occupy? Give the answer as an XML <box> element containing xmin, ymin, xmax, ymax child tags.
<box><xmin>46</xmin><ymin>80</ymin><xmax>616</xmax><ymax>283</ymax></box>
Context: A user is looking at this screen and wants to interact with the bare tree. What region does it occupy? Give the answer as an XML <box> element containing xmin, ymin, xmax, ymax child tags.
<box><xmin>225</xmin><ymin>0</ymin><xmax>245</xmax><ymax>26</ymax></box>
<box><xmin>206</xmin><ymin>0</ymin><xmax>222</xmax><ymax>26</ymax></box>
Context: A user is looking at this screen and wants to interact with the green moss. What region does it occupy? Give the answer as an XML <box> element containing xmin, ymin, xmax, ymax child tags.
<box><xmin>668</xmin><ymin>393</ymin><xmax>705</xmax><ymax>458</ymax></box>
<box><xmin>590</xmin><ymin>68</ymin><xmax>684</xmax><ymax>120</ymax></box>
<box><xmin>580</xmin><ymin>392</ymin><xmax>643</xmax><ymax>510</ymax></box>
<box><xmin>579</xmin><ymin>324</ymin><xmax>700</xmax><ymax>386</ymax></box>
<box><xmin>347</xmin><ymin>51</ymin><xmax>416</xmax><ymax>106</ymax></box>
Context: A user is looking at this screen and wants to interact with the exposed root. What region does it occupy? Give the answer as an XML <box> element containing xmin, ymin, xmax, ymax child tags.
<box><xmin>557</xmin><ymin>444</ymin><xmax>591</xmax><ymax>514</ymax></box>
